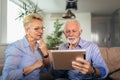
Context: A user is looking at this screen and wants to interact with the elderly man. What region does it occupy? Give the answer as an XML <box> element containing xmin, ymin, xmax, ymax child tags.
<box><xmin>53</xmin><ymin>19</ymin><xmax>108</xmax><ymax>80</ymax></box>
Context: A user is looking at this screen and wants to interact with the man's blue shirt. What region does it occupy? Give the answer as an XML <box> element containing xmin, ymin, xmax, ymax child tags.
<box><xmin>54</xmin><ymin>38</ymin><xmax>108</xmax><ymax>80</ymax></box>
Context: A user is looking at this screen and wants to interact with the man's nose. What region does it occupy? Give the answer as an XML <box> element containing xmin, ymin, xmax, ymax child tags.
<box><xmin>69</xmin><ymin>31</ymin><xmax>74</xmax><ymax>36</ymax></box>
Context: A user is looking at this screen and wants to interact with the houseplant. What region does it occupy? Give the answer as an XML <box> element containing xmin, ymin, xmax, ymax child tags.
<box><xmin>15</xmin><ymin>0</ymin><xmax>43</xmax><ymax>20</ymax></box>
<box><xmin>46</xmin><ymin>19</ymin><xmax>64</xmax><ymax>49</ymax></box>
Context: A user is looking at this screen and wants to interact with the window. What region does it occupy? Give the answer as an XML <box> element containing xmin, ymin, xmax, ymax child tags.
<box><xmin>7</xmin><ymin>0</ymin><xmax>25</xmax><ymax>43</ymax></box>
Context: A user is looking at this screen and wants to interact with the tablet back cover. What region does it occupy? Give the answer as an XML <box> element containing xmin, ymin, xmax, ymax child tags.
<box><xmin>49</xmin><ymin>50</ymin><xmax>85</xmax><ymax>70</ymax></box>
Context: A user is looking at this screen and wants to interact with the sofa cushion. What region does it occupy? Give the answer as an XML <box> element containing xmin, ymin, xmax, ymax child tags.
<box><xmin>109</xmin><ymin>70</ymin><xmax>120</xmax><ymax>80</ymax></box>
<box><xmin>99</xmin><ymin>47</ymin><xmax>108</xmax><ymax>66</ymax></box>
<box><xmin>100</xmin><ymin>47</ymin><xmax>120</xmax><ymax>73</ymax></box>
<box><xmin>107</xmin><ymin>47</ymin><xmax>120</xmax><ymax>73</ymax></box>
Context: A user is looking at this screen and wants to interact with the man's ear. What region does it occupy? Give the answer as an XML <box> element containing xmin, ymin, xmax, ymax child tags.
<box><xmin>81</xmin><ymin>29</ymin><xmax>83</xmax><ymax>33</ymax></box>
<box><xmin>63</xmin><ymin>31</ymin><xmax>65</xmax><ymax>35</ymax></box>
<box><xmin>79</xmin><ymin>29</ymin><xmax>83</xmax><ymax>35</ymax></box>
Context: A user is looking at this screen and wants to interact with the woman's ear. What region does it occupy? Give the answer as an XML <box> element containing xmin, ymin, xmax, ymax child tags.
<box><xmin>25</xmin><ymin>28</ymin><xmax>29</xmax><ymax>34</ymax></box>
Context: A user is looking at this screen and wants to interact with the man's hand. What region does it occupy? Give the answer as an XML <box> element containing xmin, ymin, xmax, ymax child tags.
<box><xmin>72</xmin><ymin>57</ymin><xmax>93</xmax><ymax>74</ymax></box>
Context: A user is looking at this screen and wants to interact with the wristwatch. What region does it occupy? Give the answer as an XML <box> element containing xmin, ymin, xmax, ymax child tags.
<box><xmin>91</xmin><ymin>66</ymin><xmax>96</xmax><ymax>77</ymax></box>
<box><xmin>43</xmin><ymin>54</ymin><xmax>49</xmax><ymax>58</ymax></box>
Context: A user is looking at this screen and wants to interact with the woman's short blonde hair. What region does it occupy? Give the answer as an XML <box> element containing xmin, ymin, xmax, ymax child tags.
<box><xmin>23</xmin><ymin>13</ymin><xmax>43</xmax><ymax>29</ymax></box>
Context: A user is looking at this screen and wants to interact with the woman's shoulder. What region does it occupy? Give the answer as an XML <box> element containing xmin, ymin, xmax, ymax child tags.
<box><xmin>5</xmin><ymin>39</ymin><xmax>25</xmax><ymax>56</ymax></box>
<box><xmin>8</xmin><ymin>39</ymin><xmax>24</xmax><ymax>48</ymax></box>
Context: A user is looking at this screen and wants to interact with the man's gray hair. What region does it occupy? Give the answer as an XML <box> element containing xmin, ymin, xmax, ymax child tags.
<box><xmin>64</xmin><ymin>19</ymin><xmax>81</xmax><ymax>32</ymax></box>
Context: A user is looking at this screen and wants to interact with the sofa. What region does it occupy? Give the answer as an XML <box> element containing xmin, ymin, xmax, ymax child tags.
<box><xmin>100</xmin><ymin>47</ymin><xmax>120</xmax><ymax>80</ymax></box>
<box><xmin>0</xmin><ymin>45</ymin><xmax>120</xmax><ymax>80</ymax></box>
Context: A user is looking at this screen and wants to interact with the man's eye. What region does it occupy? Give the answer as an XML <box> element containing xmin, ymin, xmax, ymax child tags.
<box><xmin>34</xmin><ymin>28</ymin><xmax>39</xmax><ymax>30</ymax></box>
<box><xmin>73</xmin><ymin>30</ymin><xmax>77</xmax><ymax>32</ymax></box>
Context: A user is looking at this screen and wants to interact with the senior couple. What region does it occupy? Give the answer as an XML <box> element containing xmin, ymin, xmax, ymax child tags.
<box><xmin>1</xmin><ymin>13</ymin><xmax>108</xmax><ymax>80</ymax></box>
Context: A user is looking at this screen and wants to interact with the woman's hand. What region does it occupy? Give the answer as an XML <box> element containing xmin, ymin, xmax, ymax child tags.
<box><xmin>39</xmin><ymin>39</ymin><xmax>48</xmax><ymax>56</ymax></box>
<box><xmin>33</xmin><ymin>60</ymin><xmax>43</xmax><ymax>69</ymax></box>
<box><xmin>23</xmin><ymin>60</ymin><xmax>43</xmax><ymax>76</ymax></box>
<box><xmin>39</xmin><ymin>39</ymin><xmax>50</xmax><ymax>66</ymax></box>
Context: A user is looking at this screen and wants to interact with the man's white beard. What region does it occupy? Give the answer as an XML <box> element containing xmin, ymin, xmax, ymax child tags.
<box><xmin>67</xmin><ymin>37</ymin><xmax>79</xmax><ymax>44</ymax></box>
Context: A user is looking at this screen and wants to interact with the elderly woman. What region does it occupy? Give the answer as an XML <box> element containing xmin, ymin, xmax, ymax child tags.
<box><xmin>2</xmin><ymin>13</ymin><xmax>50</xmax><ymax>80</ymax></box>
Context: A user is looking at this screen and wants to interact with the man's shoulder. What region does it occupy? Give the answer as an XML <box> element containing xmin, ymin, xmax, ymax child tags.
<box><xmin>80</xmin><ymin>39</ymin><xmax>98</xmax><ymax>48</ymax></box>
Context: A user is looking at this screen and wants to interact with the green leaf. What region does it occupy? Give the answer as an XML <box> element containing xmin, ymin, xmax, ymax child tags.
<box><xmin>16</xmin><ymin>0</ymin><xmax>43</xmax><ymax>20</ymax></box>
<box><xmin>46</xmin><ymin>19</ymin><xmax>64</xmax><ymax>49</ymax></box>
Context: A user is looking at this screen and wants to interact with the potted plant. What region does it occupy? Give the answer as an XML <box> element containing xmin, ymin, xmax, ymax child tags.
<box><xmin>15</xmin><ymin>0</ymin><xmax>43</xmax><ymax>20</ymax></box>
<box><xmin>46</xmin><ymin>19</ymin><xmax>64</xmax><ymax>49</ymax></box>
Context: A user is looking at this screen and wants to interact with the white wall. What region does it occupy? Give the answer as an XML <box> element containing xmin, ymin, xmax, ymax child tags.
<box><xmin>44</xmin><ymin>12</ymin><xmax>91</xmax><ymax>41</ymax></box>
<box><xmin>0</xmin><ymin>1</ymin><xmax>91</xmax><ymax>43</ymax></box>
<box><xmin>0</xmin><ymin>0</ymin><xmax>7</xmax><ymax>44</ymax></box>
<box><xmin>0</xmin><ymin>0</ymin><xmax>2</xmax><ymax>43</ymax></box>
<box><xmin>76</xmin><ymin>13</ymin><xmax>91</xmax><ymax>41</ymax></box>
<box><xmin>0</xmin><ymin>0</ymin><xmax>7</xmax><ymax>63</ymax></box>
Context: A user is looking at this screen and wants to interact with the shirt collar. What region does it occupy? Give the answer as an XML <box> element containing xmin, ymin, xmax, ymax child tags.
<box><xmin>78</xmin><ymin>38</ymin><xmax>84</xmax><ymax>48</ymax></box>
<box><xmin>23</xmin><ymin>36</ymin><xmax>30</xmax><ymax>47</ymax></box>
<box><xmin>23</xmin><ymin>36</ymin><xmax>39</xmax><ymax>48</ymax></box>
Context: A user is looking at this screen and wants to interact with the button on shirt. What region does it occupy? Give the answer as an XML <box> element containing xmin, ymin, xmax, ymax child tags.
<box><xmin>2</xmin><ymin>37</ymin><xmax>45</xmax><ymax>80</ymax></box>
<box><xmin>57</xmin><ymin>38</ymin><xmax>108</xmax><ymax>80</ymax></box>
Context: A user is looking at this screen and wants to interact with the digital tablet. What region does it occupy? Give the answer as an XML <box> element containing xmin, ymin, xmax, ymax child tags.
<box><xmin>49</xmin><ymin>49</ymin><xmax>86</xmax><ymax>70</ymax></box>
